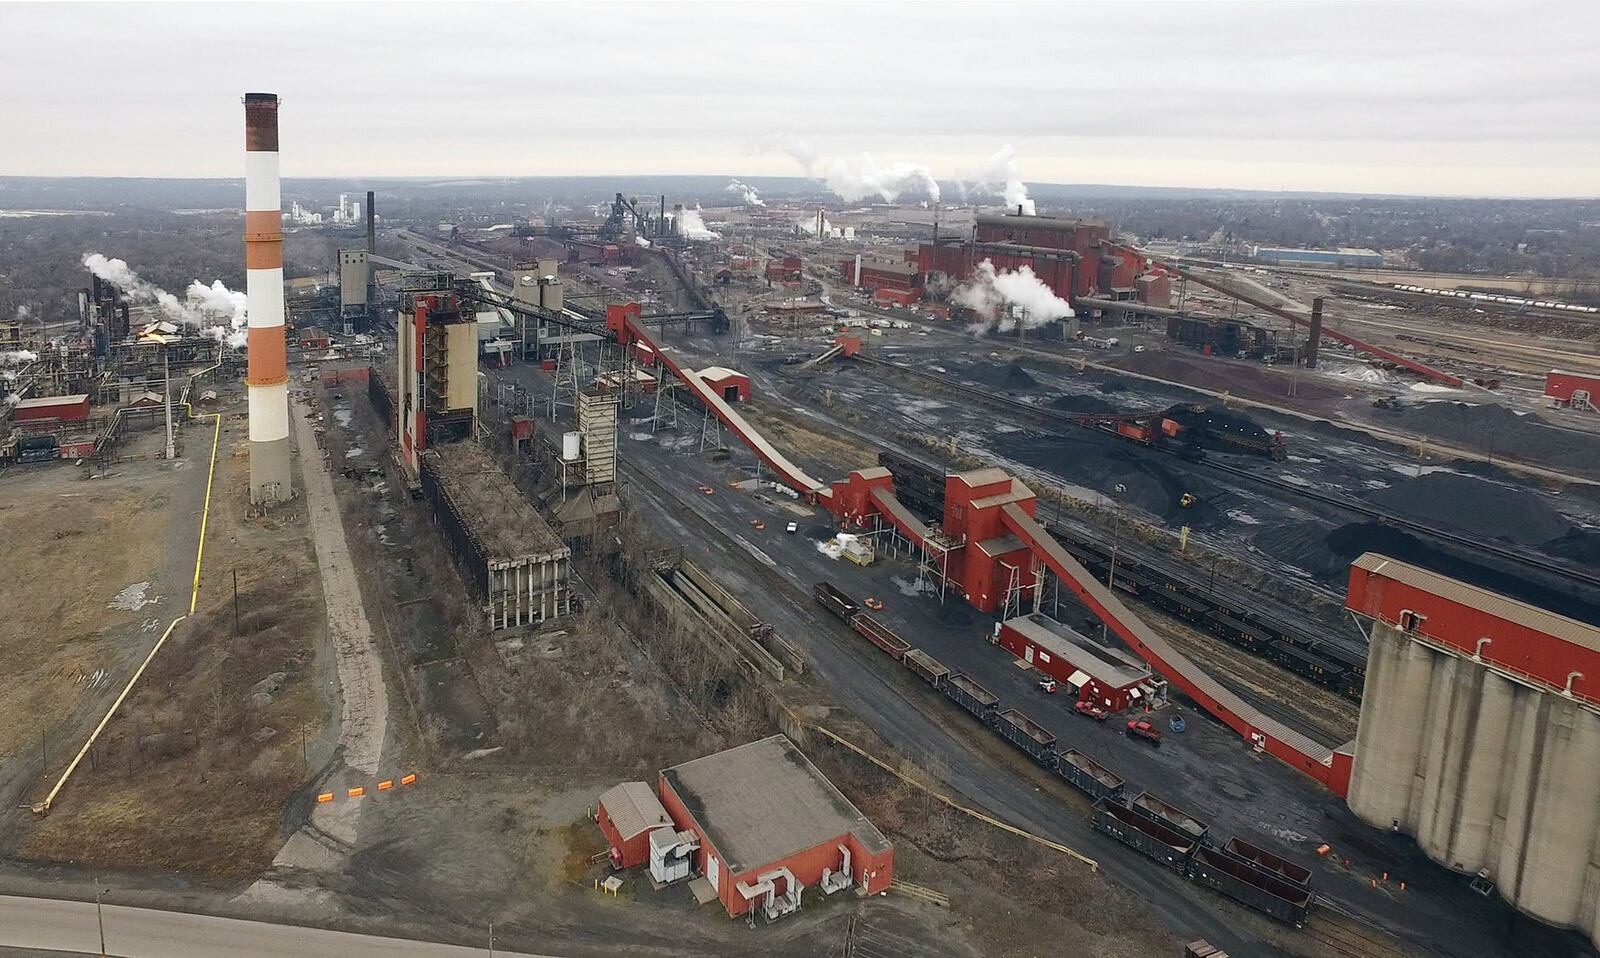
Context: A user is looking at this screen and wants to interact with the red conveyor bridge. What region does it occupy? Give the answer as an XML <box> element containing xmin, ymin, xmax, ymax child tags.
<box><xmin>606</xmin><ymin>304</ymin><xmax>1353</xmax><ymax>796</ymax></box>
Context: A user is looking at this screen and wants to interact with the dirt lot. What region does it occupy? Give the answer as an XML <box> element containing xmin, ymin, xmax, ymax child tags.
<box><xmin>17</xmin><ymin>413</ymin><xmax>330</xmax><ymax>879</ymax></box>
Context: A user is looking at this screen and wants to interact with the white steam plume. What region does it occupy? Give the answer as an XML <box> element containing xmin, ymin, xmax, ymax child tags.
<box><xmin>725</xmin><ymin>179</ymin><xmax>766</xmax><ymax>207</ymax></box>
<box><xmin>2</xmin><ymin>350</ymin><xmax>40</xmax><ymax>365</ymax></box>
<box><xmin>14</xmin><ymin>305</ymin><xmax>31</xmax><ymax>321</ymax></box>
<box><xmin>797</xmin><ymin>212</ymin><xmax>832</xmax><ymax>236</ymax></box>
<box><xmin>635</xmin><ymin>236</ymin><xmax>652</xmax><ymax>248</ymax></box>
<box><xmin>821</xmin><ymin>154</ymin><xmax>940</xmax><ymax>204</ymax></box>
<box><xmin>756</xmin><ymin>134</ymin><xmax>819</xmax><ymax>175</ymax></box>
<box><xmin>963</xmin><ymin>144</ymin><xmax>1035</xmax><ymax>215</ymax></box>
<box><xmin>673</xmin><ymin>207</ymin><xmax>722</xmax><ymax>242</ymax></box>
<box><xmin>953</xmin><ymin>259</ymin><xmax>1073</xmax><ymax>333</ymax></box>
<box><xmin>82</xmin><ymin>253</ymin><xmax>249</xmax><ymax>348</ymax></box>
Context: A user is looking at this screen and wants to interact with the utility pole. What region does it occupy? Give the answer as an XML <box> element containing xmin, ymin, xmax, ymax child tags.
<box><xmin>488</xmin><ymin>921</ymin><xmax>496</xmax><ymax>958</ymax></box>
<box><xmin>94</xmin><ymin>878</ymin><xmax>110</xmax><ymax>957</ymax></box>
<box><xmin>162</xmin><ymin>350</ymin><xmax>176</xmax><ymax>460</ymax></box>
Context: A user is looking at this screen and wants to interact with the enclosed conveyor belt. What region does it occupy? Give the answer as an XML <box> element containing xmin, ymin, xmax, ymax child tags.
<box><xmin>999</xmin><ymin>502</ymin><xmax>1349</xmax><ymax>794</ymax></box>
<box><xmin>616</xmin><ymin>309</ymin><xmax>832</xmax><ymax>501</ymax></box>
<box><xmin>868</xmin><ymin>486</ymin><xmax>931</xmax><ymax>546</ymax></box>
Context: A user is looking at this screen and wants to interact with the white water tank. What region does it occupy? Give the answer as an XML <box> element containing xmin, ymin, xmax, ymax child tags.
<box><xmin>562</xmin><ymin>431</ymin><xmax>581</xmax><ymax>461</ymax></box>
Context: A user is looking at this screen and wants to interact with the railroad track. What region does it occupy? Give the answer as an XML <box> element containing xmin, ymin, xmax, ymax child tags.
<box><xmin>1306</xmin><ymin>902</ymin><xmax>1415</xmax><ymax>958</ymax></box>
<box><xmin>853</xmin><ymin>355</ymin><xmax>1600</xmax><ymax>593</ymax></box>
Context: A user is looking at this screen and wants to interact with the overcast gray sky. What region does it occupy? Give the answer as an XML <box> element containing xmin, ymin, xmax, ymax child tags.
<box><xmin>2</xmin><ymin>1</ymin><xmax>1597</xmax><ymax>196</ymax></box>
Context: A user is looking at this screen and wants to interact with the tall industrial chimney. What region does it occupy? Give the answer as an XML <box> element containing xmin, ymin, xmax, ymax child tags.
<box><xmin>365</xmin><ymin>189</ymin><xmax>376</xmax><ymax>253</ymax></box>
<box><xmin>1305</xmin><ymin>296</ymin><xmax>1324</xmax><ymax>369</ymax></box>
<box><xmin>244</xmin><ymin>93</ymin><xmax>292</xmax><ymax>503</ymax></box>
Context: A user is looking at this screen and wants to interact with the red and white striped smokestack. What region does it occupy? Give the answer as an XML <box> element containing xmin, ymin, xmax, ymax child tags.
<box><xmin>244</xmin><ymin>93</ymin><xmax>291</xmax><ymax>502</ymax></box>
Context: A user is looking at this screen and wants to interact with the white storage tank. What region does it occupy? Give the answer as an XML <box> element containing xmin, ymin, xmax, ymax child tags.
<box><xmin>562</xmin><ymin>431</ymin><xmax>581</xmax><ymax>461</ymax></box>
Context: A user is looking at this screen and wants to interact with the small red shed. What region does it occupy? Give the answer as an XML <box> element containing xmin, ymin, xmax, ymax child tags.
<box><xmin>12</xmin><ymin>394</ymin><xmax>90</xmax><ymax>423</ymax></box>
<box><xmin>1545</xmin><ymin>370</ymin><xmax>1599</xmax><ymax>410</ymax></box>
<box><xmin>597</xmin><ymin>780</ymin><xmax>674</xmax><ymax>869</ymax></box>
<box><xmin>998</xmin><ymin>614</ymin><xmax>1155</xmax><ymax>713</ymax></box>
<box><xmin>697</xmin><ymin>366</ymin><xmax>750</xmax><ymax>403</ymax></box>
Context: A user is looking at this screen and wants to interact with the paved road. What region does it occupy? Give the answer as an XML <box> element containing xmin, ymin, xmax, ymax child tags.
<box><xmin>0</xmin><ymin>895</ymin><xmax>552</xmax><ymax>958</ymax></box>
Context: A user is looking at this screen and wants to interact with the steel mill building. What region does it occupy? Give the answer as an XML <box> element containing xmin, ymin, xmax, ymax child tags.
<box><xmin>598</xmin><ymin>735</ymin><xmax>893</xmax><ymax>922</ymax></box>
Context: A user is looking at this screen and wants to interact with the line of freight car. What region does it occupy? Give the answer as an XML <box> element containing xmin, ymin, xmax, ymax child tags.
<box><xmin>1092</xmin><ymin>796</ymin><xmax>1315</xmax><ymax>926</ymax></box>
<box><xmin>862</xmin><ymin>357</ymin><xmax>1600</xmax><ymax>594</ymax></box>
<box><xmin>813</xmin><ymin>581</ymin><xmax>1318</xmax><ymax>927</ymax></box>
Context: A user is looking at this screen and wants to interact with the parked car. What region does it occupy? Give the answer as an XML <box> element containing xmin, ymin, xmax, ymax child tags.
<box><xmin>786</xmin><ymin>521</ymin><xmax>798</xmax><ymax>534</ymax></box>
<box><xmin>1125</xmin><ymin>719</ymin><xmax>1163</xmax><ymax>746</ymax></box>
<box><xmin>1074</xmin><ymin>701</ymin><xmax>1108</xmax><ymax>721</ymax></box>
<box><xmin>1037</xmin><ymin>678</ymin><xmax>1057</xmax><ymax>694</ymax></box>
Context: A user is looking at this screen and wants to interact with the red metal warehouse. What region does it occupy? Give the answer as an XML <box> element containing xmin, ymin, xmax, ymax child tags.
<box><xmin>998</xmin><ymin>613</ymin><xmax>1160</xmax><ymax>712</ymax></box>
<box><xmin>656</xmin><ymin>734</ymin><xmax>893</xmax><ymax>920</ymax></box>
<box><xmin>1544</xmin><ymin>369</ymin><xmax>1600</xmax><ymax>411</ymax></box>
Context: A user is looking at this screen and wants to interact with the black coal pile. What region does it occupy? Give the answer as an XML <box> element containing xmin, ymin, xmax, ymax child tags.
<box><xmin>1371</xmin><ymin>471</ymin><xmax>1572</xmax><ymax>545</ymax></box>
<box><xmin>990</xmin><ymin>430</ymin><xmax>1219</xmax><ymax>523</ymax></box>
<box><xmin>1322</xmin><ymin>523</ymin><xmax>1600</xmax><ymax>627</ymax></box>
<box><xmin>1403</xmin><ymin>401</ymin><xmax>1600</xmax><ymax>477</ymax></box>
<box><xmin>965</xmin><ymin>359</ymin><xmax>1039</xmax><ymax>391</ymax></box>
<box><xmin>1097</xmin><ymin>377</ymin><xmax>1131</xmax><ymax>394</ymax></box>
<box><xmin>1049</xmin><ymin>394</ymin><xmax>1122</xmax><ymax>414</ymax></box>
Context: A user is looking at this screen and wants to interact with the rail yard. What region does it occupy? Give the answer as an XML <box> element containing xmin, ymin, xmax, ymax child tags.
<box><xmin>5</xmin><ymin>71</ymin><xmax>1600</xmax><ymax>958</ymax></box>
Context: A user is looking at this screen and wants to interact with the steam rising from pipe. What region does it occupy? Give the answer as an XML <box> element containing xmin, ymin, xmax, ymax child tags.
<box><xmin>953</xmin><ymin>259</ymin><xmax>1073</xmax><ymax>333</ymax></box>
<box><xmin>962</xmin><ymin>144</ymin><xmax>1035</xmax><ymax>215</ymax></box>
<box><xmin>1</xmin><ymin>350</ymin><xmax>39</xmax><ymax>365</ymax></box>
<box><xmin>82</xmin><ymin>253</ymin><xmax>248</xmax><ymax>347</ymax></box>
<box><xmin>725</xmin><ymin>179</ymin><xmax>766</xmax><ymax>207</ymax></box>
<box><xmin>673</xmin><ymin>207</ymin><xmax>722</xmax><ymax>242</ymax></box>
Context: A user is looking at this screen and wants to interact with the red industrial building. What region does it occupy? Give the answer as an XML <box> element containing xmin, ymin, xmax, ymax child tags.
<box><xmin>916</xmin><ymin>212</ymin><xmax>1169</xmax><ymax>311</ymax></box>
<box><xmin>597</xmin><ymin>781</ymin><xmax>675</xmax><ymax>869</ymax></box>
<box><xmin>298</xmin><ymin>326</ymin><xmax>330</xmax><ymax>350</ymax></box>
<box><xmin>11</xmin><ymin>394</ymin><xmax>90</xmax><ymax>423</ymax></box>
<box><xmin>766</xmin><ymin>255</ymin><xmax>802</xmax><ymax>285</ymax></box>
<box><xmin>839</xmin><ymin>256</ymin><xmax>925</xmax><ymax>306</ymax></box>
<box><xmin>1544</xmin><ymin>369</ymin><xmax>1599</xmax><ymax>411</ymax></box>
<box><xmin>650</xmin><ymin>735</ymin><xmax>894</xmax><ymax>919</ymax></box>
<box><xmin>997</xmin><ymin>613</ymin><xmax>1158</xmax><ymax>712</ymax></box>
<box><xmin>696</xmin><ymin>366</ymin><xmax>750</xmax><ymax>403</ymax></box>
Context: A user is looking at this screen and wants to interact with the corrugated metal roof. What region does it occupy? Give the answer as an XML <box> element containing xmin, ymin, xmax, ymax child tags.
<box><xmin>598</xmin><ymin>781</ymin><xmax>672</xmax><ymax>841</ymax></box>
<box><xmin>1351</xmin><ymin>553</ymin><xmax>1600</xmax><ymax>653</ymax></box>
<box><xmin>14</xmin><ymin>394</ymin><xmax>88</xmax><ymax>409</ymax></box>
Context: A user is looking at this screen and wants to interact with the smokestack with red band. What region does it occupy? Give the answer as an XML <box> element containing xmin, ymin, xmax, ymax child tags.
<box><xmin>244</xmin><ymin>93</ymin><xmax>291</xmax><ymax>502</ymax></box>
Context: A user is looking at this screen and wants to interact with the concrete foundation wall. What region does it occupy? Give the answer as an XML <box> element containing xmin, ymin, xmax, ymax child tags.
<box><xmin>1349</xmin><ymin>621</ymin><xmax>1600</xmax><ymax>945</ymax></box>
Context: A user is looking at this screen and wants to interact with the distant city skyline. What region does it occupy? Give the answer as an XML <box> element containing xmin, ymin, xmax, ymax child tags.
<box><xmin>1</xmin><ymin>1</ymin><xmax>1596</xmax><ymax>198</ymax></box>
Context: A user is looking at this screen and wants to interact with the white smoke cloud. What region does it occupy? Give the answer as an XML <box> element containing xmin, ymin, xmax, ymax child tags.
<box><xmin>821</xmin><ymin>154</ymin><xmax>941</xmax><ymax>204</ymax></box>
<box><xmin>953</xmin><ymin>259</ymin><xmax>1073</xmax><ymax>333</ymax></box>
<box><xmin>797</xmin><ymin>212</ymin><xmax>832</xmax><ymax>236</ymax></box>
<box><xmin>83</xmin><ymin>253</ymin><xmax>249</xmax><ymax>348</ymax></box>
<box><xmin>673</xmin><ymin>207</ymin><xmax>722</xmax><ymax>242</ymax></box>
<box><xmin>635</xmin><ymin>236</ymin><xmax>652</xmax><ymax>248</ymax></box>
<box><xmin>1</xmin><ymin>350</ymin><xmax>39</xmax><ymax>366</ymax></box>
<box><xmin>962</xmin><ymin>144</ymin><xmax>1035</xmax><ymax>215</ymax></box>
<box><xmin>14</xmin><ymin>305</ymin><xmax>31</xmax><ymax>321</ymax></box>
<box><xmin>725</xmin><ymin>179</ymin><xmax>766</xmax><ymax>207</ymax></box>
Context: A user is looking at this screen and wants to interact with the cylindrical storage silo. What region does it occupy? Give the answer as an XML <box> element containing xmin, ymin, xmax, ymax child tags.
<box><xmin>562</xmin><ymin>431</ymin><xmax>581</xmax><ymax>461</ymax></box>
<box><xmin>1348</xmin><ymin>625</ymin><xmax>1437</xmax><ymax>831</ymax></box>
<box><xmin>1510</xmin><ymin>702</ymin><xmax>1600</xmax><ymax>928</ymax></box>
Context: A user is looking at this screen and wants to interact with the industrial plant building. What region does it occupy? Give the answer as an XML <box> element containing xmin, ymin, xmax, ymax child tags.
<box><xmin>997</xmin><ymin>614</ymin><xmax>1159</xmax><ymax>713</ymax></box>
<box><xmin>1344</xmin><ymin>554</ymin><xmax>1600</xmax><ymax>943</ymax></box>
<box><xmin>650</xmin><ymin>735</ymin><xmax>894</xmax><ymax>920</ymax></box>
<box><xmin>419</xmin><ymin>442</ymin><xmax>572</xmax><ymax>631</ymax></box>
<box><xmin>1544</xmin><ymin>369</ymin><xmax>1599</xmax><ymax>412</ymax></box>
<box><xmin>916</xmin><ymin>212</ymin><xmax>1172</xmax><ymax>318</ymax></box>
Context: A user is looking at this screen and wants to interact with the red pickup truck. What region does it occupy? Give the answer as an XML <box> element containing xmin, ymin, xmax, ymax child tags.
<box><xmin>1074</xmin><ymin>701</ymin><xmax>1108</xmax><ymax>721</ymax></box>
<box><xmin>1125</xmin><ymin>719</ymin><xmax>1163</xmax><ymax>746</ymax></box>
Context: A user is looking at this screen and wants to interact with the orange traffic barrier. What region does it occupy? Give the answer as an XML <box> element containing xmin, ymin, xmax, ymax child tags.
<box><xmin>378</xmin><ymin>780</ymin><xmax>394</xmax><ymax>791</ymax></box>
<box><xmin>1382</xmin><ymin>871</ymin><xmax>1389</xmax><ymax>881</ymax></box>
<box><xmin>1399</xmin><ymin>881</ymin><xmax>1407</xmax><ymax>892</ymax></box>
<box><xmin>348</xmin><ymin>786</ymin><xmax>365</xmax><ymax>798</ymax></box>
<box><xmin>316</xmin><ymin>792</ymin><xmax>334</xmax><ymax>804</ymax></box>
<box><xmin>400</xmin><ymin>773</ymin><xmax>417</xmax><ymax>786</ymax></box>
<box><xmin>1315</xmin><ymin>844</ymin><xmax>1330</xmax><ymax>856</ymax></box>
